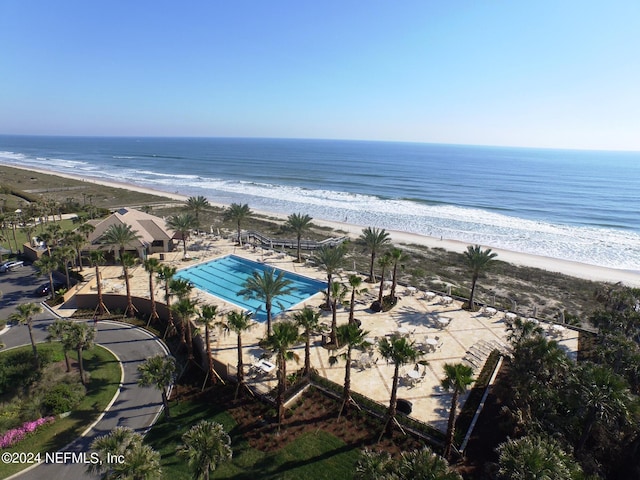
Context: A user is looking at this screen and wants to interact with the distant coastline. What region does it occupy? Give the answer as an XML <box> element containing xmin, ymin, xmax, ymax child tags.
<box><xmin>4</xmin><ymin>161</ymin><xmax>640</xmax><ymax>287</ymax></box>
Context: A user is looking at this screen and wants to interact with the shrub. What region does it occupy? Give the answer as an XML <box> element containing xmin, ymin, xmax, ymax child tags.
<box><xmin>42</xmin><ymin>383</ymin><xmax>86</xmax><ymax>415</ymax></box>
<box><xmin>0</xmin><ymin>416</ymin><xmax>55</xmax><ymax>449</ymax></box>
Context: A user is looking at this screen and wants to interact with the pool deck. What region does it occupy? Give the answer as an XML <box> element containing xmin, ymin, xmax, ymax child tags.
<box><xmin>70</xmin><ymin>235</ymin><xmax>579</xmax><ymax>433</ymax></box>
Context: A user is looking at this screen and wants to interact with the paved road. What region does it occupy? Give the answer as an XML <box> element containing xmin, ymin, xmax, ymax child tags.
<box><xmin>1</xmin><ymin>297</ymin><xmax>168</xmax><ymax>479</ymax></box>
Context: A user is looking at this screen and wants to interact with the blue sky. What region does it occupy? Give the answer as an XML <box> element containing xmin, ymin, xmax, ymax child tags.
<box><xmin>1</xmin><ymin>1</ymin><xmax>639</xmax><ymax>150</ymax></box>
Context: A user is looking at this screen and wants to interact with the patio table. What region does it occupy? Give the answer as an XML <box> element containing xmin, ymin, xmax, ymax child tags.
<box><xmin>436</xmin><ymin>317</ymin><xmax>450</xmax><ymax>328</ymax></box>
<box><xmin>254</xmin><ymin>359</ymin><xmax>275</xmax><ymax>373</ymax></box>
<box><xmin>505</xmin><ymin>312</ymin><xmax>517</xmax><ymax>320</ymax></box>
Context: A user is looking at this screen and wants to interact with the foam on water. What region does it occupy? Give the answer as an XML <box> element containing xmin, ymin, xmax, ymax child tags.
<box><xmin>2</xmin><ymin>146</ymin><xmax>639</xmax><ymax>271</ymax></box>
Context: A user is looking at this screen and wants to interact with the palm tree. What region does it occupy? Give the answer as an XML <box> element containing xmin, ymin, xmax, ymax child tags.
<box><xmin>441</xmin><ymin>362</ymin><xmax>475</xmax><ymax>460</ymax></box>
<box><xmin>496</xmin><ymin>434</ymin><xmax>583</xmax><ymax>480</ymax></box>
<box><xmin>506</xmin><ymin>317</ymin><xmax>545</xmax><ymax>346</ymax></box>
<box><xmin>137</xmin><ymin>354</ymin><xmax>176</xmax><ymax>420</ymax></box>
<box><xmin>285</xmin><ymin>212</ymin><xmax>313</xmax><ymax>262</ymax></box>
<box><xmin>293</xmin><ymin>306</ymin><xmax>321</xmax><ymax>378</ymax></box>
<box><xmin>77</xmin><ymin>221</ymin><xmax>96</xmax><ymax>240</ymax></box>
<box><xmin>68</xmin><ymin>321</ymin><xmax>96</xmax><ymax>385</ymax></box>
<box><xmin>330</xmin><ymin>323</ymin><xmax>369</xmax><ymax>417</ymax></box>
<box><xmin>167</xmin><ymin>212</ymin><xmax>198</xmax><ymax>257</ymax></box>
<box><xmin>37</xmin><ymin>231</ymin><xmax>53</xmax><ymax>255</ymax></box>
<box><xmin>376</xmin><ymin>251</ymin><xmax>393</xmax><ymax>304</ymax></box>
<box><xmin>217</xmin><ymin>309</ymin><xmax>254</xmax><ymax>398</ymax></box>
<box><xmin>346</xmin><ymin>274</ymin><xmax>367</xmax><ymax>325</ymax></box>
<box><xmin>389</xmin><ymin>247</ymin><xmax>408</xmax><ymax>301</ymax></box>
<box><xmin>102</xmin><ymin>223</ymin><xmax>141</xmax><ymax>316</ymax></box>
<box><xmin>360</xmin><ymin>227</ymin><xmax>391</xmax><ymax>282</ymax></box>
<box><xmin>262</xmin><ymin>320</ymin><xmax>300</xmax><ymax>429</ymax></box>
<box><xmin>313</xmin><ymin>244</ymin><xmax>347</xmax><ymax>309</ymax></box>
<box><xmin>397</xmin><ymin>447</ymin><xmax>463</xmax><ymax>480</ymax></box>
<box><xmin>573</xmin><ymin>362</ymin><xmax>632</xmax><ymax>452</ymax></box>
<box><xmin>172</xmin><ymin>297</ymin><xmax>197</xmax><ymax>360</ymax></box>
<box><xmin>328</xmin><ymin>281</ymin><xmax>347</xmax><ymax>347</ymax></box>
<box><xmin>53</xmin><ymin>245</ymin><xmax>76</xmax><ymax>289</ymax></box>
<box><xmin>463</xmin><ymin>244</ymin><xmax>498</xmax><ymax>311</ymax></box>
<box><xmin>89</xmin><ymin>426</ymin><xmax>161</xmax><ymax>480</ymax></box>
<box><xmin>223</xmin><ymin>203</ymin><xmax>252</xmax><ymax>245</ymax></box>
<box><xmin>239</xmin><ymin>268</ymin><xmax>293</xmax><ymax>336</ymax></box>
<box><xmin>89</xmin><ymin>250</ymin><xmax>108</xmax><ymax>316</ymax></box>
<box><xmin>34</xmin><ymin>254</ymin><xmax>59</xmax><ymax>300</ymax></box>
<box><xmin>186</xmin><ymin>195</ymin><xmax>210</xmax><ymax>227</ymax></box>
<box><xmin>9</xmin><ymin>303</ymin><xmax>43</xmax><ymax>367</ymax></box>
<box><xmin>354</xmin><ymin>449</ymin><xmax>395</xmax><ymax>480</ymax></box>
<box><xmin>65</xmin><ymin>231</ymin><xmax>87</xmax><ymax>272</ymax></box>
<box><xmin>378</xmin><ymin>334</ymin><xmax>424</xmax><ymax>437</ymax></box>
<box><xmin>143</xmin><ymin>257</ymin><xmax>161</xmax><ymax>326</ymax></box>
<box><xmin>196</xmin><ymin>304</ymin><xmax>219</xmax><ymax>386</ymax></box>
<box><xmin>178</xmin><ymin>420</ymin><xmax>232</xmax><ymax>480</ymax></box>
<box><xmin>157</xmin><ymin>265</ymin><xmax>177</xmax><ymax>338</ymax></box>
<box><xmin>120</xmin><ymin>252</ymin><xmax>139</xmax><ymax>317</ymax></box>
<box><xmin>47</xmin><ymin>319</ymin><xmax>73</xmax><ymax>372</ymax></box>
<box><xmin>102</xmin><ymin>223</ymin><xmax>140</xmax><ymax>260</ymax></box>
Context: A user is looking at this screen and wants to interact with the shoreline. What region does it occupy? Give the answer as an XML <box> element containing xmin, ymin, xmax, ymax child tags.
<box><xmin>4</xmin><ymin>162</ymin><xmax>640</xmax><ymax>287</ymax></box>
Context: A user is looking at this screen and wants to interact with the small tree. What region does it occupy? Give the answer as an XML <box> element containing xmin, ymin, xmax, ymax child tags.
<box><xmin>463</xmin><ymin>244</ymin><xmax>498</xmax><ymax>311</ymax></box>
<box><xmin>223</xmin><ymin>203</ymin><xmax>252</xmax><ymax>245</ymax></box>
<box><xmin>359</xmin><ymin>226</ymin><xmax>391</xmax><ymax>282</ymax></box>
<box><xmin>196</xmin><ymin>304</ymin><xmax>219</xmax><ymax>386</ymax></box>
<box><xmin>293</xmin><ymin>306</ymin><xmax>321</xmax><ymax>378</ymax></box>
<box><xmin>157</xmin><ymin>265</ymin><xmax>177</xmax><ymax>338</ymax></box>
<box><xmin>138</xmin><ymin>355</ymin><xmax>176</xmax><ymax>419</ymax></box>
<box><xmin>68</xmin><ymin>321</ymin><xmax>96</xmax><ymax>385</ymax></box>
<box><xmin>143</xmin><ymin>257</ymin><xmax>161</xmax><ymax>326</ymax></box>
<box><xmin>217</xmin><ymin>309</ymin><xmax>254</xmax><ymax>398</ymax></box>
<box><xmin>346</xmin><ymin>274</ymin><xmax>367</xmax><ymax>325</ymax></box>
<box><xmin>34</xmin><ymin>254</ymin><xmax>59</xmax><ymax>301</ymax></box>
<box><xmin>9</xmin><ymin>303</ymin><xmax>43</xmax><ymax>368</ymax></box>
<box><xmin>313</xmin><ymin>244</ymin><xmax>347</xmax><ymax>309</ymax></box>
<box><xmin>178</xmin><ymin>420</ymin><xmax>232</xmax><ymax>480</ymax></box>
<box><xmin>329</xmin><ymin>323</ymin><xmax>369</xmax><ymax>417</ymax></box>
<box><xmin>89</xmin><ymin>250</ymin><xmax>108</xmax><ymax>316</ymax></box>
<box><xmin>441</xmin><ymin>363</ymin><xmax>475</xmax><ymax>460</ymax></box>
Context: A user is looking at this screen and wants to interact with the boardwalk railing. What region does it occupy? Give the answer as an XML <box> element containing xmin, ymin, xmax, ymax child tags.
<box><xmin>236</xmin><ymin>230</ymin><xmax>348</xmax><ymax>251</ymax></box>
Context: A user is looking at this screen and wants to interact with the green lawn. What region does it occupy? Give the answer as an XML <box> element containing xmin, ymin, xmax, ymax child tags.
<box><xmin>146</xmin><ymin>399</ymin><xmax>361</xmax><ymax>479</ymax></box>
<box><xmin>0</xmin><ymin>343</ymin><xmax>121</xmax><ymax>478</ymax></box>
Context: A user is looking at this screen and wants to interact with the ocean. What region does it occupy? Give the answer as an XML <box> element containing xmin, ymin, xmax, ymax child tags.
<box><xmin>0</xmin><ymin>135</ymin><xmax>638</xmax><ymax>271</ymax></box>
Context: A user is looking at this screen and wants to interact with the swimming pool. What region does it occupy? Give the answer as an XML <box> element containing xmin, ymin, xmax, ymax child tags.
<box><xmin>174</xmin><ymin>255</ymin><xmax>327</xmax><ymax>322</ymax></box>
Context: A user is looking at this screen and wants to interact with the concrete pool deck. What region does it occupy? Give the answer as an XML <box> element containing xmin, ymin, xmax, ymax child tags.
<box><xmin>70</xmin><ymin>234</ymin><xmax>580</xmax><ymax>433</ymax></box>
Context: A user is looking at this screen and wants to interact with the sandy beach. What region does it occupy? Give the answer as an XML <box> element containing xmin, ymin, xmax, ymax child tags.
<box><xmin>5</xmin><ymin>162</ymin><xmax>640</xmax><ymax>287</ymax></box>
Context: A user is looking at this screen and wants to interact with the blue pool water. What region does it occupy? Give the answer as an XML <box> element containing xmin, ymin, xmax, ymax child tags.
<box><xmin>174</xmin><ymin>255</ymin><xmax>327</xmax><ymax>321</ymax></box>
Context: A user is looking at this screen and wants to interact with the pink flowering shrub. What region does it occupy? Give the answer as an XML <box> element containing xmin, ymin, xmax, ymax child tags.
<box><xmin>0</xmin><ymin>417</ymin><xmax>55</xmax><ymax>449</ymax></box>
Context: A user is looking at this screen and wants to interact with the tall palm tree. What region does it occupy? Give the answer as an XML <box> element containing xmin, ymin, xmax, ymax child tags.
<box><xmin>376</xmin><ymin>251</ymin><xmax>393</xmax><ymax>304</ymax></box>
<box><xmin>359</xmin><ymin>227</ymin><xmax>391</xmax><ymax>282</ymax></box>
<box><xmin>37</xmin><ymin>231</ymin><xmax>53</xmax><ymax>255</ymax></box>
<box><xmin>313</xmin><ymin>244</ymin><xmax>347</xmax><ymax>309</ymax></box>
<box><xmin>65</xmin><ymin>231</ymin><xmax>87</xmax><ymax>272</ymax></box>
<box><xmin>186</xmin><ymin>195</ymin><xmax>210</xmax><ymax>227</ymax></box>
<box><xmin>262</xmin><ymin>320</ymin><xmax>300</xmax><ymax>429</ymax></box>
<box><xmin>169</xmin><ymin>278</ymin><xmax>195</xmax><ymax>348</ymax></box>
<box><xmin>172</xmin><ymin>297</ymin><xmax>197</xmax><ymax>360</ymax></box>
<box><xmin>463</xmin><ymin>244</ymin><xmax>498</xmax><ymax>311</ymax></box>
<box><xmin>346</xmin><ymin>274</ymin><xmax>367</xmax><ymax>325</ymax></box>
<box><xmin>167</xmin><ymin>212</ymin><xmax>198</xmax><ymax>257</ymax></box>
<box><xmin>143</xmin><ymin>257</ymin><xmax>161</xmax><ymax>326</ymax></box>
<box><xmin>101</xmin><ymin>223</ymin><xmax>141</xmax><ymax>262</ymax></box>
<box><xmin>34</xmin><ymin>254</ymin><xmax>59</xmax><ymax>301</ymax></box>
<box><xmin>496</xmin><ymin>434</ymin><xmax>583</xmax><ymax>480</ymax></box>
<box><xmin>441</xmin><ymin>362</ymin><xmax>475</xmax><ymax>460</ymax></box>
<box><xmin>77</xmin><ymin>221</ymin><xmax>96</xmax><ymax>240</ymax></box>
<box><xmin>329</xmin><ymin>323</ymin><xmax>369</xmax><ymax>417</ymax></box>
<box><xmin>89</xmin><ymin>249</ymin><xmax>109</xmax><ymax>316</ymax></box>
<box><xmin>389</xmin><ymin>247</ymin><xmax>408</xmax><ymax>301</ymax></box>
<box><xmin>9</xmin><ymin>303</ymin><xmax>43</xmax><ymax>368</ymax></box>
<box><xmin>54</xmin><ymin>245</ymin><xmax>76</xmax><ymax>289</ymax></box>
<box><xmin>239</xmin><ymin>268</ymin><xmax>293</xmax><ymax>336</ymax></box>
<box><xmin>293</xmin><ymin>306</ymin><xmax>321</xmax><ymax>378</ymax></box>
<box><xmin>178</xmin><ymin>420</ymin><xmax>232</xmax><ymax>480</ymax></box>
<box><xmin>328</xmin><ymin>281</ymin><xmax>347</xmax><ymax>347</ymax></box>
<box><xmin>137</xmin><ymin>354</ymin><xmax>176</xmax><ymax>420</ymax></box>
<box><xmin>378</xmin><ymin>334</ymin><xmax>424</xmax><ymax>438</ymax></box>
<box><xmin>157</xmin><ymin>265</ymin><xmax>177</xmax><ymax>339</ymax></box>
<box><xmin>217</xmin><ymin>310</ymin><xmax>254</xmax><ymax>398</ymax></box>
<box><xmin>285</xmin><ymin>212</ymin><xmax>313</xmax><ymax>262</ymax></box>
<box><xmin>120</xmin><ymin>252</ymin><xmax>138</xmax><ymax>317</ymax></box>
<box><xmin>196</xmin><ymin>304</ymin><xmax>219</xmax><ymax>386</ymax></box>
<box><xmin>89</xmin><ymin>427</ymin><xmax>161</xmax><ymax>480</ymax></box>
<box><xmin>506</xmin><ymin>317</ymin><xmax>545</xmax><ymax>346</ymax></box>
<box><xmin>223</xmin><ymin>203</ymin><xmax>252</xmax><ymax>245</ymax></box>
<box><xmin>68</xmin><ymin>321</ymin><xmax>96</xmax><ymax>385</ymax></box>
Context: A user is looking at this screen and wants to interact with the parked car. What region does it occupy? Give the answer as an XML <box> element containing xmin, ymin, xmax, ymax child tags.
<box><xmin>0</xmin><ymin>260</ymin><xmax>24</xmax><ymax>272</ymax></box>
<box><xmin>34</xmin><ymin>281</ymin><xmax>66</xmax><ymax>297</ymax></box>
